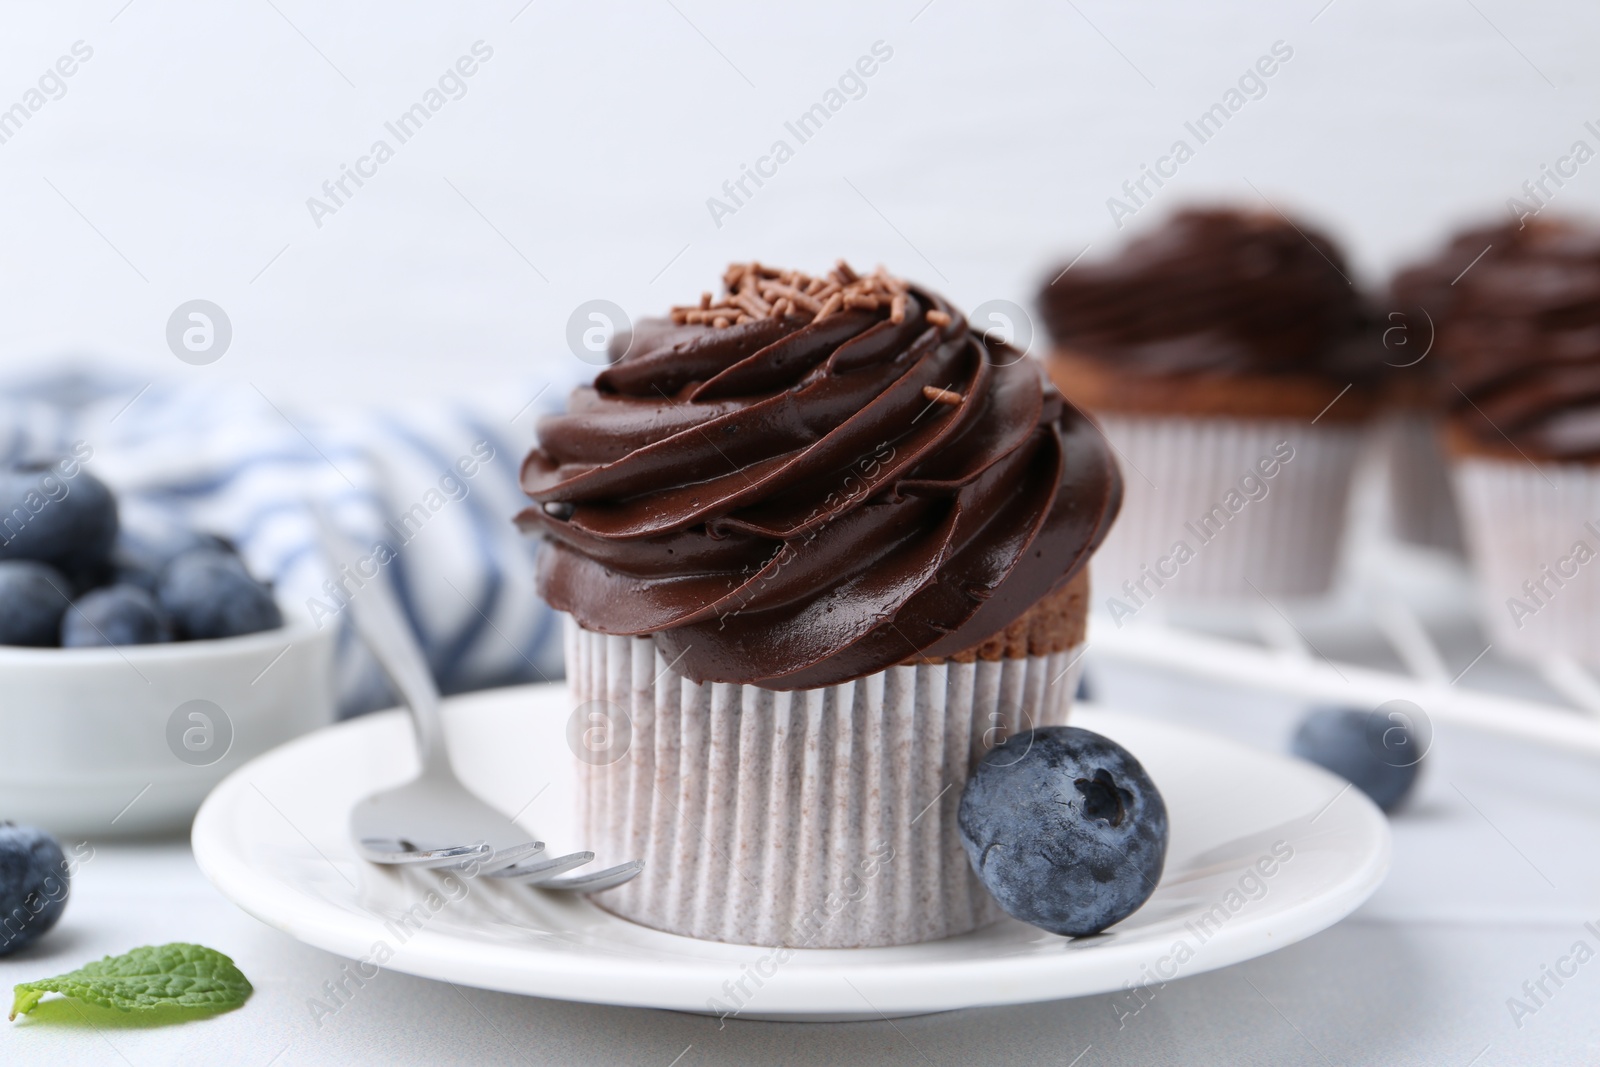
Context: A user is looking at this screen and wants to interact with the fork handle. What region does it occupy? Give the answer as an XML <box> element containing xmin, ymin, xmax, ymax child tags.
<box><xmin>313</xmin><ymin>508</ymin><xmax>450</xmax><ymax>774</ymax></box>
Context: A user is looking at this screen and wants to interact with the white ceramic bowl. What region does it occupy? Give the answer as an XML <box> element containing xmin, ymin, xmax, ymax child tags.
<box><xmin>0</xmin><ymin>606</ymin><xmax>336</xmax><ymax>838</ymax></box>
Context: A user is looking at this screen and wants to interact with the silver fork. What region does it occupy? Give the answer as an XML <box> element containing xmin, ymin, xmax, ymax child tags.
<box><xmin>315</xmin><ymin>512</ymin><xmax>643</xmax><ymax>893</ymax></box>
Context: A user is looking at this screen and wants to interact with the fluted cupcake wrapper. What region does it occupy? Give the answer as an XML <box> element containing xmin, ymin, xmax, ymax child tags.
<box><xmin>1089</xmin><ymin>415</ymin><xmax>1364</xmax><ymax>603</ymax></box>
<box><xmin>565</xmin><ymin>619</ymin><xmax>1083</xmax><ymax>948</ymax></box>
<box><xmin>1383</xmin><ymin>414</ymin><xmax>1465</xmax><ymax>554</ymax></box>
<box><xmin>1452</xmin><ymin>457</ymin><xmax>1600</xmax><ymax>666</ymax></box>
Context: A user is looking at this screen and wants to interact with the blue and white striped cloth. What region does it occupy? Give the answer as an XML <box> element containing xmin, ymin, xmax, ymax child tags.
<box><xmin>0</xmin><ymin>368</ymin><xmax>565</xmax><ymax>717</ymax></box>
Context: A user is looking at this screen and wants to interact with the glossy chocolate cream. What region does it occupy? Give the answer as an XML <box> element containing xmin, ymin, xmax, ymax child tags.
<box><xmin>1038</xmin><ymin>207</ymin><xmax>1372</xmax><ymax>379</ymax></box>
<box><xmin>1393</xmin><ymin>218</ymin><xmax>1600</xmax><ymax>461</ymax></box>
<box><xmin>518</xmin><ymin>262</ymin><xmax>1122</xmax><ymax>689</ymax></box>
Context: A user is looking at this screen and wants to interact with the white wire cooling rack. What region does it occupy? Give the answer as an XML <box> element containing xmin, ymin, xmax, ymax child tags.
<box><xmin>1085</xmin><ymin>534</ymin><xmax>1600</xmax><ymax>759</ymax></box>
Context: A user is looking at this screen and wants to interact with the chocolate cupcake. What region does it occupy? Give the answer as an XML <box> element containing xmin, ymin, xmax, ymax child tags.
<box><xmin>1373</xmin><ymin>360</ymin><xmax>1464</xmax><ymax>555</ymax></box>
<box><xmin>518</xmin><ymin>261</ymin><xmax>1121</xmax><ymax>947</ymax></box>
<box><xmin>1038</xmin><ymin>207</ymin><xmax>1381</xmax><ymax>606</ymax></box>
<box><xmin>1395</xmin><ymin>218</ymin><xmax>1600</xmax><ymax>664</ymax></box>
<box><xmin>1381</xmin><ymin>256</ymin><xmax>1466</xmax><ymax>556</ymax></box>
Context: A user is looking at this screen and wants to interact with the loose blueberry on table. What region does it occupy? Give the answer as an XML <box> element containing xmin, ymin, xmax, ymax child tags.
<box><xmin>0</xmin><ymin>462</ymin><xmax>282</xmax><ymax>647</ymax></box>
<box><xmin>0</xmin><ymin>823</ymin><xmax>69</xmax><ymax>957</ymax></box>
<box><xmin>959</xmin><ymin>726</ymin><xmax>1169</xmax><ymax>937</ymax></box>
<box><xmin>1290</xmin><ymin>706</ymin><xmax>1421</xmax><ymax>813</ymax></box>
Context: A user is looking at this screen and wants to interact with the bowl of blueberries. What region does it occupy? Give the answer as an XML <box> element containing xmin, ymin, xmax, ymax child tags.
<box><xmin>0</xmin><ymin>457</ymin><xmax>335</xmax><ymax>837</ymax></box>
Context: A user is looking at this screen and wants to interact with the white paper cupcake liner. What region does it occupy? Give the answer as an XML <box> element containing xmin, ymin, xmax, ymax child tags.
<box><xmin>564</xmin><ymin>619</ymin><xmax>1084</xmax><ymax>948</ymax></box>
<box><xmin>1383</xmin><ymin>413</ymin><xmax>1464</xmax><ymax>554</ymax></box>
<box><xmin>1451</xmin><ymin>456</ymin><xmax>1600</xmax><ymax>666</ymax></box>
<box><xmin>1089</xmin><ymin>415</ymin><xmax>1364</xmax><ymax>605</ymax></box>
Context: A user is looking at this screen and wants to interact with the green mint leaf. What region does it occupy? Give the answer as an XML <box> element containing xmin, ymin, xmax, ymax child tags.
<box><xmin>11</xmin><ymin>943</ymin><xmax>252</xmax><ymax>1021</ymax></box>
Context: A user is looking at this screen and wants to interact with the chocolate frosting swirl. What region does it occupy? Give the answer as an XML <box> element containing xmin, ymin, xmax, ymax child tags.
<box><xmin>1038</xmin><ymin>207</ymin><xmax>1373</xmax><ymax>378</ymax></box>
<box><xmin>518</xmin><ymin>263</ymin><xmax>1122</xmax><ymax>689</ymax></box>
<box><xmin>1393</xmin><ymin>218</ymin><xmax>1600</xmax><ymax>460</ymax></box>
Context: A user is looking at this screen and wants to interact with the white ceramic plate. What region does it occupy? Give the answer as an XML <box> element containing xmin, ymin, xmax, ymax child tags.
<box><xmin>192</xmin><ymin>683</ymin><xmax>1389</xmax><ymax>1020</ymax></box>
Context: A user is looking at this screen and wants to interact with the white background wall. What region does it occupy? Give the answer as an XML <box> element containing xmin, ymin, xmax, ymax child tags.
<box><xmin>0</xmin><ymin>0</ymin><xmax>1596</xmax><ymax>419</ymax></box>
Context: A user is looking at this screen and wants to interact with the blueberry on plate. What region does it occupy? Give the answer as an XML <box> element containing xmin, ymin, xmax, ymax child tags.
<box><xmin>959</xmin><ymin>726</ymin><xmax>1168</xmax><ymax>937</ymax></box>
<box><xmin>0</xmin><ymin>560</ymin><xmax>71</xmax><ymax>646</ymax></box>
<box><xmin>1291</xmin><ymin>706</ymin><xmax>1422</xmax><ymax>812</ymax></box>
<box><xmin>61</xmin><ymin>584</ymin><xmax>173</xmax><ymax>647</ymax></box>
<box><xmin>0</xmin><ymin>464</ymin><xmax>118</xmax><ymax>575</ymax></box>
<box><xmin>0</xmin><ymin>823</ymin><xmax>69</xmax><ymax>956</ymax></box>
<box><xmin>157</xmin><ymin>548</ymin><xmax>283</xmax><ymax>640</ymax></box>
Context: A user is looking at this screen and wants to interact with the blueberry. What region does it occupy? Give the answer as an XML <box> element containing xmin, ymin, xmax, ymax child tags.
<box><xmin>959</xmin><ymin>726</ymin><xmax>1168</xmax><ymax>937</ymax></box>
<box><xmin>60</xmin><ymin>555</ymin><xmax>116</xmax><ymax>597</ymax></box>
<box><xmin>0</xmin><ymin>464</ymin><xmax>118</xmax><ymax>575</ymax></box>
<box><xmin>1291</xmin><ymin>707</ymin><xmax>1422</xmax><ymax>812</ymax></box>
<box><xmin>61</xmin><ymin>584</ymin><xmax>172</xmax><ymax>647</ymax></box>
<box><xmin>112</xmin><ymin>526</ymin><xmax>236</xmax><ymax>593</ymax></box>
<box><xmin>0</xmin><ymin>560</ymin><xmax>71</xmax><ymax>646</ymax></box>
<box><xmin>0</xmin><ymin>823</ymin><xmax>70</xmax><ymax>956</ymax></box>
<box><xmin>157</xmin><ymin>548</ymin><xmax>283</xmax><ymax>640</ymax></box>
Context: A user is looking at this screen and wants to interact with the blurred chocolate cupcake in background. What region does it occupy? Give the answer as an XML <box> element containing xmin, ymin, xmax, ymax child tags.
<box><xmin>1370</xmin><ymin>356</ymin><xmax>1464</xmax><ymax>555</ymax></box>
<box><xmin>1396</xmin><ymin>218</ymin><xmax>1600</xmax><ymax>666</ymax></box>
<box><xmin>1384</xmin><ymin>247</ymin><xmax>1468</xmax><ymax>556</ymax></box>
<box><xmin>1037</xmin><ymin>207</ymin><xmax>1382</xmax><ymax>612</ymax></box>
